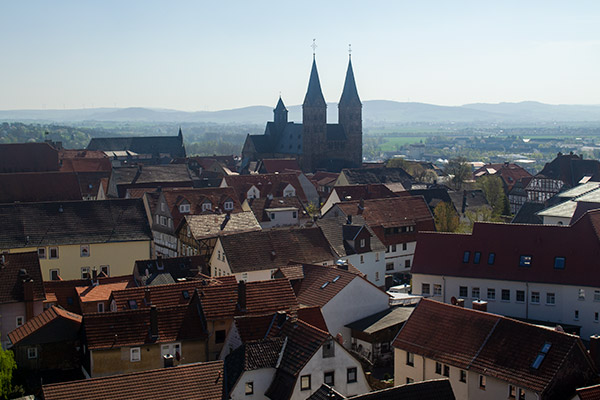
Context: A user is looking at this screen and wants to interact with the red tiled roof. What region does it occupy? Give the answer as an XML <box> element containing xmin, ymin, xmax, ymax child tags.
<box><xmin>297</xmin><ymin>306</ymin><xmax>328</xmax><ymax>332</ymax></box>
<box><xmin>44</xmin><ymin>275</ymin><xmax>135</xmax><ymax>314</ymax></box>
<box><xmin>276</xmin><ymin>264</ymin><xmax>305</xmax><ymax>281</ymax></box>
<box><xmin>0</xmin><ymin>172</ymin><xmax>82</xmax><ymax>202</ymax></box>
<box><xmin>234</xmin><ymin>313</ymin><xmax>281</xmax><ymax>342</ymax></box>
<box><xmin>333</xmin><ymin>196</ymin><xmax>434</xmax><ymax>229</ymax></box>
<box><xmin>243</xmin><ymin>279</ymin><xmax>298</xmax><ymax>315</ymax></box>
<box><xmin>8</xmin><ymin>305</ymin><xmax>81</xmax><ymax>345</ymax></box>
<box><xmin>59</xmin><ymin>149</ymin><xmax>109</xmax><ymax>160</ymax></box>
<box><xmin>76</xmin><ymin>281</ymin><xmax>130</xmax><ymax>303</ymax></box>
<box><xmin>42</xmin><ymin>360</ymin><xmax>225</xmax><ymax>400</ymax></box>
<box><xmin>247</xmin><ymin>196</ymin><xmax>306</xmax><ymax>222</ymax></box>
<box><xmin>294</xmin><ymin>264</ymin><xmax>361</xmax><ymax>308</ymax></box>
<box><xmin>110</xmin><ymin>278</ymin><xmax>238</xmax><ymax>320</ymax></box>
<box><xmin>393</xmin><ymin>299</ymin><xmax>596</xmax><ymax>394</ymax></box>
<box><xmin>223</xmin><ymin>172</ymin><xmax>308</xmax><ymax>203</ymax></box>
<box><xmin>0</xmin><ymin>252</ymin><xmax>45</xmax><ymax>304</ymax></box>
<box><xmin>474</xmin><ymin>163</ymin><xmax>532</xmax><ymax>192</ymax></box>
<box><xmin>59</xmin><ymin>158</ymin><xmax>112</xmax><ymax>173</ymax></box>
<box><xmin>330</xmin><ymin>184</ymin><xmax>398</xmax><ymax>202</ymax></box>
<box><xmin>162</xmin><ymin>187</ymin><xmax>243</xmax><ymax>227</ymax></box>
<box><xmin>412</xmin><ymin>210</ymin><xmax>600</xmax><ymax>287</ymax></box>
<box><xmin>219</xmin><ymin>228</ymin><xmax>336</xmax><ymax>273</ymax></box>
<box><xmin>84</xmin><ymin>303</ymin><xmax>206</xmax><ymax>350</ymax></box>
<box><xmin>0</xmin><ymin>142</ymin><xmax>59</xmax><ymax>173</ymax></box>
<box><xmin>577</xmin><ymin>384</ymin><xmax>600</xmax><ymax>400</ymax></box>
<box><xmin>260</xmin><ymin>158</ymin><xmax>302</xmax><ymax>173</ymax></box>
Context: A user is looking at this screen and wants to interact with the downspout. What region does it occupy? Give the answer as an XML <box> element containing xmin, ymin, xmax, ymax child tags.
<box><xmin>525</xmin><ymin>282</ymin><xmax>529</xmax><ymax>320</ymax></box>
<box><xmin>422</xmin><ymin>355</ymin><xmax>426</xmax><ymax>381</ymax></box>
<box><xmin>442</xmin><ymin>276</ymin><xmax>446</xmax><ymax>303</ymax></box>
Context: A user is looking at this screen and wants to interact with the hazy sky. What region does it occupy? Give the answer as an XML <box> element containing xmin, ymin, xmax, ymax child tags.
<box><xmin>1</xmin><ymin>1</ymin><xmax>599</xmax><ymax>111</ymax></box>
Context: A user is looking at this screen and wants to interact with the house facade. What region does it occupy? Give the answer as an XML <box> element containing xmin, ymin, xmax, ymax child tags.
<box><xmin>411</xmin><ymin>212</ymin><xmax>600</xmax><ymax>339</ymax></box>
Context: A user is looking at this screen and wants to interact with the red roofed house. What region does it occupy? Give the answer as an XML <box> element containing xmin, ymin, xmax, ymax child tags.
<box><xmin>42</xmin><ymin>360</ymin><xmax>225</xmax><ymax>400</ymax></box>
<box><xmin>0</xmin><ymin>252</ymin><xmax>46</xmax><ymax>349</ymax></box>
<box><xmin>8</xmin><ymin>306</ymin><xmax>82</xmax><ymax>373</ymax></box>
<box><xmin>473</xmin><ymin>162</ymin><xmax>532</xmax><ymax>193</ymax></box>
<box><xmin>244</xmin><ymin>196</ymin><xmax>309</xmax><ymax>229</ymax></box>
<box><xmin>320</xmin><ymin>183</ymin><xmax>398</xmax><ymax>216</ymax></box>
<box><xmin>283</xmin><ymin>263</ymin><xmax>389</xmax><ymax>349</ymax></box>
<box><xmin>0</xmin><ymin>142</ymin><xmax>59</xmax><ymax>173</ymax></box>
<box><xmin>410</xmin><ymin>210</ymin><xmax>600</xmax><ymax>339</ymax></box>
<box><xmin>225</xmin><ymin>317</ymin><xmax>371</xmax><ymax>400</ymax></box>
<box><xmin>82</xmin><ymin>300</ymin><xmax>208</xmax><ymax>377</ymax></box>
<box><xmin>322</xmin><ymin>196</ymin><xmax>435</xmax><ymax>277</ymax></box>
<box><xmin>393</xmin><ymin>299</ymin><xmax>597</xmax><ymax>400</ymax></box>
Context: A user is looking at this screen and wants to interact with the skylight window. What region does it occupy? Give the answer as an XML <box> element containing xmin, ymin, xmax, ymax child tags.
<box><xmin>128</xmin><ymin>300</ymin><xmax>138</xmax><ymax>309</ymax></box>
<box><xmin>519</xmin><ymin>255</ymin><xmax>532</xmax><ymax>267</ymax></box>
<box><xmin>488</xmin><ymin>253</ymin><xmax>495</xmax><ymax>265</ymax></box>
<box><xmin>182</xmin><ymin>290</ymin><xmax>190</xmax><ymax>299</ymax></box>
<box><xmin>332</xmin><ymin>276</ymin><xmax>340</xmax><ymax>282</ymax></box>
<box><xmin>554</xmin><ymin>257</ymin><xmax>565</xmax><ymax>269</ymax></box>
<box><xmin>463</xmin><ymin>251</ymin><xmax>470</xmax><ymax>263</ymax></box>
<box><xmin>473</xmin><ymin>252</ymin><xmax>481</xmax><ymax>264</ymax></box>
<box><xmin>531</xmin><ymin>342</ymin><xmax>552</xmax><ymax>369</ymax></box>
<box><xmin>321</xmin><ymin>282</ymin><xmax>329</xmax><ymax>289</ymax></box>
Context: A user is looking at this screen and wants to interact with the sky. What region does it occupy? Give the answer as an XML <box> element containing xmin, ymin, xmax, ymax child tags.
<box><xmin>1</xmin><ymin>1</ymin><xmax>599</xmax><ymax>111</ymax></box>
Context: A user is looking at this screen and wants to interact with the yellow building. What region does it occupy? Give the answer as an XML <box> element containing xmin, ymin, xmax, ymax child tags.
<box><xmin>0</xmin><ymin>199</ymin><xmax>153</xmax><ymax>281</ymax></box>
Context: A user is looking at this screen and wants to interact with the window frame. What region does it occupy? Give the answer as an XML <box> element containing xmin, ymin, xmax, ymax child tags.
<box><xmin>300</xmin><ymin>375</ymin><xmax>311</xmax><ymax>391</ymax></box>
<box><xmin>244</xmin><ymin>381</ymin><xmax>253</xmax><ymax>395</ymax></box>
<box><xmin>473</xmin><ymin>251</ymin><xmax>481</xmax><ymax>264</ymax></box>
<box><xmin>49</xmin><ymin>247</ymin><xmax>59</xmax><ymax>259</ymax></box>
<box><xmin>324</xmin><ymin>371</ymin><xmax>335</xmax><ymax>386</ymax></box>
<box><xmin>519</xmin><ymin>255</ymin><xmax>532</xmax><ymax>267</ymax></box>
<box><xmin>421</xmin><ymin>283</ymin><xmax>430</xmax><ymax>296</ymax></box>
<box><xmin>130</xmin><ymin>347</ymin><xmax>141</xmax><ymax>362</ymax></box>
<box><xmin>406</xmin><ymin>351</ymin><xmax>414</xmax><ymax>367</ymax></box>
<box><xmin>459</xmin><ymin>286</ymin><xmax>468</xmax><ymax>298</ymax></box>
<box><xmin>487</xmin><ymin>288</ymin><xmax>496</xmax><ymax>301</ymax></box>
<box><xmin>50</xmin><ymin>268</ymin><xmax>60</xmax><ymax>281</ymax></box>
<box><xmin>80</xmin><ymin>244</ymin><xmax>90</xmax><ymax>258</ymax></box>
<box><xmin>37</xmin><ymin>247</ymin><xmax>46</xmax><ymax>259</ymax></box>
<box><xmin>516</xmin><ymin>290</ymin><xmax>525</xmax><ymax>303</ymax></box>
<box><xmin>27</xmin><ymin>347</ymin><xmax>38</xmax><ymax>359</ymax></box>
<box><xmin>460</xmin><ymin>369</ymin><xmax>467</xmax><ymax>383</ymax></box>
<box><xmin>531</xmin><ymin>291</ymin><xmax>540</xmax><ymax>304</ymax></box>
<box><xmin>554</xmin><ymin>256</ymin><xmax>566</xmax><ymax>269</ymax></box>
<box><xmin>479</xmin><ymin>375</ymin><xmax>486</xmax><ymax>389</ymax></box>
<box><xmin>463</xmin><ymin>251</ymin><xmax>470</xmax><ymax>263</ymax></box>
<box><xmin>501</xmin><ymin>289</ymin><xmax>510</xmax><ymax>302</ymax></box>
<box><xmin>488</xmin><ymin>252</ymin><xmax>495</xmax><ymax>265</ymax></box>
<box><xmin>16</xmin><ymin>316</ymin><xmax>25</xmax><ymax>327</ymax></box>
<box><xmin>347</xmin><ymin>367</ymin><xmax>357</xmax><ymax>383</ymax></box>
<box><xmin>546</xmin><ymin>292</ymin><xmax>556</xmax><ymax>305</ymax></box>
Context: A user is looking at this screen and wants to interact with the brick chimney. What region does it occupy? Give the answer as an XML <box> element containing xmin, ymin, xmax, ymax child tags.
<box><xmin>237</xmin><ymin>281</ymin><xmax>247</xmax><ymax>312</ymax></box>
<box><xmin>472</xmin><ymin>300</ymin><xmax>488</xmax><ymax>312</ymax></box>
<box><xmin>150</xmin><ymin>305</ymin><xmax>159</xmax><ymax>340</ymax></box>
<box><xmin>357</xmin><ymin>198</ymin><xmax>364</xmax><ymax>215</ymax></box>
<box><xmin>144</xmin><ymin>287</ymin><xmax>152</xmax><ymax>306</ymax></box>
<box><xmin>23</xmin><ymin>278</ymin><xmax>34</xmax><ymax>321</ymax></box>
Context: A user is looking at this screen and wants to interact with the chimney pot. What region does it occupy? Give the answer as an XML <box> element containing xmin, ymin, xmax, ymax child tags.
<box><xmin>150</xmin><ymin>305</ymin><xmax>159</xmax><ymax>340</ymax></box>
<box><xmin>237</xmin><ymin>281</ymin><xmax>247</xmax><ymax>311</ymax></box>
<box><xmin>472</xmin><ymin>300</ymin><xmax>488</xmax><ymax>312</ymax></box>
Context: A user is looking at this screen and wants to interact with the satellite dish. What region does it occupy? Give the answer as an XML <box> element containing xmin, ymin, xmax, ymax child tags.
<box><xmin>450</xmin><ymin>296</ymin><xmax>457</xmax><ymax>305</ymax></box>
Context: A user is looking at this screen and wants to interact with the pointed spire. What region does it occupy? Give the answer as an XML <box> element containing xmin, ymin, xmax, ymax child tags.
<box><xmin>178</xmin><ymin>126</ymin><xmax>183</xmax><ymax>140</ymax></box>
<box><xmin>339</xmin><ymin>56</ymin><xmax>361</xmax><ymax>107</ymax></box>
<box><xmin>303</xmin><ymin>57</ymin><xmax>326</xmax><ymax>107</ymax></box>
<box><xmin>275</xmin><ymin>96</ymin><xmax>287</xmax><ymax>112</ymax></box>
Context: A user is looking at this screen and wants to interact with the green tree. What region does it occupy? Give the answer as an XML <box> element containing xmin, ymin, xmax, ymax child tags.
<box><xmin>478</xmin><ymin>175</ymin><xmax>510</xmax><ymax>217</ymax></box>
<box><xmin>444</xmin><ymin>157</ymin><xmax>472</xmax><ymax>190</ymax></box>
<box><xmin>433</xmin><ymin>202</ymin><xmax>460</xmax><ymax>232</ymax></box>
<box><xmin>0</xmin><ymin>348</ymin><xmax>16</xmax><ymax>400</ymax></box>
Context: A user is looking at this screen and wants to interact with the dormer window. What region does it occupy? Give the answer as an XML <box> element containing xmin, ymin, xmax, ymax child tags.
<box><xmin>360</xmin><ymin>239</ymin><xmax>365</xmax><ymax>248</ymax></box>
<box><xmin>201</xmin><ymin>202</ymin><xmax>212</xmax><ymax>212</ymax></box>
<box><xmin>224</xmin><ymin>200</ymin><xmax>234</xmax><ymax>211</ymax></box>
<box><xmin>180</xmin><ymin>203</ymin><xmax>191</xmax><ymax>213</ymax></box>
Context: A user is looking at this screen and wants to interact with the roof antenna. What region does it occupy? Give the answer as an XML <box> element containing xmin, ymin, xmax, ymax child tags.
<box><xmin>311</xmin><ymin>39</ymin><xmax>317</xmax><ymax>59</ymax></box>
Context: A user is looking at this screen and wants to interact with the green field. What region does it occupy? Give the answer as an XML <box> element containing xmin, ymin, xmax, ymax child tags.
<box><xmin>378</xmin><ymin>136</ymin><xmax>427</xmax><ymax>152</ymax></box>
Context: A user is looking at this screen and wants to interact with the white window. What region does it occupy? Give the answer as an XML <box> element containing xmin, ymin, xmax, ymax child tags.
<box><xmin>100</xmin><ymin>265</ymin><xmax>110</xmax><ymax>276</ymax></box>
<box><xmin>579</xmin><ymin>289</ymin><xmax>586</xmax><ymax>300</ymax></box>
<box><xmin>50</xmin><ymin>269</ymin><xmax>60</xmax><ymax>281</ymax></box>
<box><xmin>16</xmin><ymin>316</ymin><xmax>25</xmax><ymax>327</ymax></box>
<box><xmin>130</xmin><ymin>347</ymin><xmax>141</xmax><ymax>362</ymax></box>
<box><xmin>49</xmin><ymin>247</ymin><xmax>59</xmax><ymax>259</ymax></box>
<box><xmin>81</xmin><ymin>267</ymin><xmax>90</xmax><ymax>280</ymax></box>
<box><xmin>531</xmin><ymin>291</ymin><xmax>540</xmax><ymax>304</ymax></box>
<box><xmin>37</xmin><ymin>247</ymin><xmax>46</xmax><ymax>259</ymax></box>
<box><xmin>360</xmin><ymin>238</ymin><xmax>365</xmax><ymax>247</ymax></box>
<box><xmin>487</xmin><ymin>288</ymin><xmax>495</xmax><ymax>300</ymax></box>
<box><xmin>160</xmin><ymin>216</ymin><xmax>167</xmax><ymax>226</ymax></box>
<box><xmin>300</xmin><ymin>375</ymin><xmax>311</xmax><ymax>390</ymax></box>
<box><xmin>421</xmin><ymin>283</ymin><xmax>430</xmax><ymax>295</ymax></box>
<box><xmin>546</xmin><ymin>293</ymin><xmax>555</xmax><ymax>305</ymax></box>
<box><xmin>179</xmin><ymin>203</ymin><xmax>190</xmax><ymax>213</ymax></box>
<box><xmin>80</xmin><ymin>245</ymin><xmax>90</xmax><ymax>257</ymax></box>
<box><xmin>433</xmin><ymin>284</ymin><xmax>442</xmax><ymax>296</ymax></box>
<box><xmin>375</xmin><ymin>252</ymin><xmax>380</xmax><ymax>261</ymax></box>
<box><xmin>201</xmin><ymin>202</ymin><xmax>212</xmax><ymax>211</ymax></box>
<box><xmin>161</xmin><ymin>343</ymin><xmax>181</xmax><ymax>358</ymax></box>
<box><xmin>595</xmin><ymin>290</ymin><xmax>600</xmax><ymax>302</ymax></box>
<box><xmin>472</xmin><ymin>287</ymin><xmax>480</xmax><ymax>299</ymax></box>
<box><xmin>27</xmin><ymin>347</ymin><xmax>38</xmax><ymax>359</ymax></box>
<box><xmin>224</xmin><ymin>201</ymin><xmax>234</xmax><ymax>211</ymax></box>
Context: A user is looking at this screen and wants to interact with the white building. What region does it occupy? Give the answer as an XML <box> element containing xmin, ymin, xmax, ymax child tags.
<box><xmin>410</xmin><ymin>212</ymin><xmax>600</xmax><ymax>339</ymax></box>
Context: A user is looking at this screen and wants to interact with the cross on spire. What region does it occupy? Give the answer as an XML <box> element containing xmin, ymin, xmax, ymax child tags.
<box><xmin>311</xmin><ymin>39</ymin><xmax>317</xmax><ymax>58</ymax></box>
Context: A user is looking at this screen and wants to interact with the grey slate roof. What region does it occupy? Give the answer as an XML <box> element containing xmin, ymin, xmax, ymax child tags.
<box><xmin>87</xmin><ymin>135</ymin><xmax>185</xmax><ymax>158</ymax></box>
<box><xmin>512</xmin><ymin>202</ymin><xmax>545</xmax><ymax>224</ymax></box>
<box><xmin>317</xmin><ymin>215</ymin><xmax>385</xmax><ymax>257</ymax></box>
<box><xmin>0</xmin><ymin>199</ymin><xmax>152</xmax><ymax>249</ymax></box>
<box><xmin>339</xmin><ymin>58</ymin><xmax>361</xmax><ymax>107</ymax></box>
<box><xmin>340</xmin><ymin>167</ymin><xmax>414</xmax><ymax>187</ymax></box>
<box><xmin>112</xmin><ymin>164</ymin><xmax>195</xmax><ymax>185</ymax></box>
<box><xmin>345</xmin><ymin>306</ymin><xmax>414</xmax><ymax>335</ymax></box>
<box><xmin>303</xmin><ymin>58</ymin><xmax>327</xmax><ymax>107</ymax></box>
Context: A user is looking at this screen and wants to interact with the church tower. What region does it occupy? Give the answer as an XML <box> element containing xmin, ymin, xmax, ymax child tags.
<box><xmin>338</xmin><ymin>53</ymin><xmax>362</xmax><ymax>168</ymax></box>
<box><xmin>273</xmin><ymin>96</ymin><xmax>288</xmax><ymax>134</ymax></box>
<box><xmin>302</xmin><ymin>55</ymin><xmax>327</xmax><ymax>172</ymax></box>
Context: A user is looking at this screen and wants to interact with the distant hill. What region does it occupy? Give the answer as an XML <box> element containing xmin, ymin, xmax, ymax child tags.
<box><xmin>2</xmin><ymin>101</ymin><xmax>600</xmax><ymax>124</ymax></box>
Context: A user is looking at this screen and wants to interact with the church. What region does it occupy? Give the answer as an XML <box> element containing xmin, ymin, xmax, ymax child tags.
<box><xmin>241</xmin><ymin>53</ymin><xmax>363</xmax><ymax>173</ymax></box>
